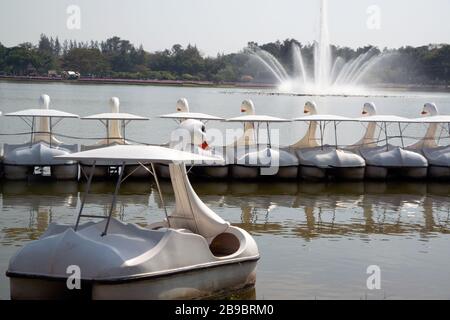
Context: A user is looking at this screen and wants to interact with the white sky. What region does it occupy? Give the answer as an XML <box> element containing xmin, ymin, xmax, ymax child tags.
<box><xmin>1</xmin><ymin>0</ymin><xmax>449</xmax><ymax>56</ymax></box>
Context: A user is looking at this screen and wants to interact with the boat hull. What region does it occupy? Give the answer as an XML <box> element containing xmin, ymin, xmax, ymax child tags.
<box><xmin>299</xmin><ymin>166</ymin><xmax>326</xmax><ymax>180</ymax></box>
<box><xmin>80</xmin><ymin>164</ymin><xmax>110</xmax><ymax>179</ymax></box>
<box><xmin>365</xmin><ymin>165</ymin><xmax>428</xmax><ymax>180</ymax></box>
<box><xmin>3</xmin><ymin>164</ymin><xmax>78</xmax><ymax>180</ymax></box>
<box><xmin>428</xmin><ymin>165</ymin><xmax>450</xmax><ymax>180</ymax></box>
<box><xmin>50</xmin><ymin>164</ymin><xmax>79</xmax><ymax>180</ymax></box>
<box><xmin>328</xmin><ymin>166</ymin><xmax>365</xmax><ymax>181</ymax></box>
<box><xmin>190</xmin><ymin>166</ymin><xmax>229</xmax><ymax>179</ymax></box>
<box><xmin>9</xmin><ymin>260</ymin><xmax>257</xmax><ymax>300</ymax></box>
<box><xmin>156</xmin><ymin>164</ymin><xmax>299</xmax><ymax>180</ymax></box>
<box><xmin>230</xmin><ymin>165</ymin><xmax>259</xmax><ymax>180</ymax></box>
<box><xmin>94</xmin><ymin>260</ymin><xmax>257</xmax><ymax>300</ymax></box>
<box><xmin>300</xmin><ymin>166</ymin><xmax>365</xmax><ymax>181</ymax></box>
<box><xmin>273</xmin><ymin>166</ymin><xmax>299</xmax><ymax>179</ymax></box>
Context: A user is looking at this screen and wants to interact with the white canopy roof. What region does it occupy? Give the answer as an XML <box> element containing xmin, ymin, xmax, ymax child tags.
<box><xmin>81</xmin><ymin>113</ymin><xmax>148</xmax><ymax>120</ymax></box>
<box><xmin>409</xmin><ymin>115</ymin><xmax>450</xmax><ymax>123</ymax></box>
<box><xmin>293</xmin><ymin>114</ymin><xmax>353</xmax><ymax>122</ymax></box>
<box><xmin>355</xmin><ymin>115</ymin><xmax>415</xmax><ymax>123</ymax></box>
<box><xmin>226</xmin><ymin>115</ymin><xmax>290</xmax><ymax>122</ymax></box>
<box><xmin>4</xmin><ymin>109</ymin><xmax>79</xmax><ymax>118</ymax></box>
<box><xmin>293</xmin><ymin>114</ymin><xmax>450</xmax><ymax>123</ymax></box>
<box><xmin>159</xmin><ymin>112</ymin><xmax>223</xmax><ymax>121</ymax></box>
<box><xmin>55</xmin><ymin>145</ymin><xmax>224</xmax><ymax>164</ymax></box>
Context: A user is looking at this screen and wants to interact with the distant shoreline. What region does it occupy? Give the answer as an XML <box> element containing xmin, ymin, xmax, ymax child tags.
<box><xmin>0</xmin><ymin>75</ymin><xmax>275</xmax><ymax>90</ymax></box>
<box><xmin>0</xmin><ymin>75</ymin><xmax>449</xmax><ymax>93</ymax></box>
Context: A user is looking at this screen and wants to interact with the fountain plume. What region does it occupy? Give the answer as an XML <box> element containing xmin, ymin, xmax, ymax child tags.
<box><xmin>247</xmin><ymin>0</ymin><xmax>386</xmax><ymax>95</ymax></box>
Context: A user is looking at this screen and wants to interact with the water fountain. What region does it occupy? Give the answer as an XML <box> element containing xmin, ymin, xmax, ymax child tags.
<box><xmin>249</xmin><ymin>0</ymin><xmax>386</xmax><ymax>95</ymax></box>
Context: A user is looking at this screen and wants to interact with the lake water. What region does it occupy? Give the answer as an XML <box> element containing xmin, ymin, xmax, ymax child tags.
<box><xmin>1</xmin><ymin>81</ymin><xmax>450</xmax><ymax>299</ymax></box>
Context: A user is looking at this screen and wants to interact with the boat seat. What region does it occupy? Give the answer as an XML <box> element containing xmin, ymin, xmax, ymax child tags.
<box><xmin>209</xmin><ymin>232</ymin><xmax>240</xmax><ymax>257</ymax></box>
<box><xmin>3</xmin><ymin>142</ymin><xmax>78</xmax><ymax>165</ymax></box>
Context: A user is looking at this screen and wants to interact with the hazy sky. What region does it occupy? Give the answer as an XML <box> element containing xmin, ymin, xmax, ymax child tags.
<box><xmin>1</xmin><ymin>0</ymin><xmax>449</xmax><ymax>56</ymax></box>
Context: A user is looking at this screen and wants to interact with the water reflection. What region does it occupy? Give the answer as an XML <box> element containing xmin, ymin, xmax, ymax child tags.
<box><xmin>1</xmin><ymin>180</ymin><xmax>449</xmax><ymax>245</ymax></box>
<box><xmin>0</xmin><ymin>181</ymin><xmax>78</xmax><ymax>244</ymax></box>
<box><xmin>81</xmin><ymin>181</ymin><xmax>152</xmax><ymax>223</ymax></box>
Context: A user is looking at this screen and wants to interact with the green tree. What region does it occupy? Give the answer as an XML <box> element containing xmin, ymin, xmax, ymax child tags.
<box><xmin>63</xmin><ymin>48</ymin><xmax>110</xmax><ymax>76</ymax></box>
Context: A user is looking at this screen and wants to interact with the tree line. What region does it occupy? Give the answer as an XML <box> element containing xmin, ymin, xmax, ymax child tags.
<box><xmin>0</xmin><ymin>34</ymin><xmax>449</xmax><ymax>85</ymax></box>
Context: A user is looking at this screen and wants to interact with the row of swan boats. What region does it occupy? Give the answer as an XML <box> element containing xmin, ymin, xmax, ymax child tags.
<box><xmin>2</xmin><ymin>94</ymin><xmax>449</xmax><ymax>300</ymax></box>
<box><xmin>1</xmin><ymin>94</ymin><xmax>450</xmax><ymax>181</ymax></box>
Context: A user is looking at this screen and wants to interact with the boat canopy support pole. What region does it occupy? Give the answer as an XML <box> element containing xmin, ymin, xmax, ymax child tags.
<box><xmin>255</xmin><ymin>122</ymin><xmax>259</xmax><ymax>148</ymax></box>
<box><xmin>102</xmin><ymin>161</ymin><xmax>126</xmax><ymax>236</ymax></box>
<box><xmin>49</xmin><ymin>118</ymin><xmax>52</xmax><ymax>148</ymax></box>
<box><xmin>319</xmin><ymin>121</ymin><xmax>324</xmax><ymax>150</ymax></box>
<box><xmin>18</xmin><ymin>116</ymin><xmax>32</xmax><ymax>128</ymax></box>
<box><xmin>384</xmin><ymin>122</ymin><xmax>389</xmax><ymax>151</ymax></box>
<box><xmin>107</xmin><ymin>120</ymin><xmax>110</xmax><ymax>145</ymax></box>
<box><xmin>150</xmin><ymin>163</ymin><xmax>170</xmax><ymax>228</ymax></box>
<box><xmin>17</xmin><ymin>116</ymin><xmax>33</xmax><ymax>147</ymax></box>
<box><xmin>30</xmin><ymin>117</ymin><xmax>35</xmax><ymax>147</ymax></box>
<box><xmin>398</xmin><ymin>123</ymin><xmax>405</xmax><ymax>148</ymax></box>
<box><xmin>122</xmin><ymin>120</ymin><xmax>126</xmax><ymax>144</ymax></box>
<box><xmin>375</xmin><ymin>123</ymin><xmax>383</xmax><ymax>146</ymax></box>
<box><xmin>122</xmin><ymin>119</ymin><xmax>133</xmax><ymax>144</ymax></box>
<box><xmin>334</xmin><ymin>121</ymin><xmax>338</xmax><ymax>149</ymax></box>
<box><xmin>437</xmin><ymin>125</ymin><xmax>444</xmax><ymax>144</ymax></box>
<box><xmin>130</xmin><ymin>162</ymin><xmax>171</xmax><ymax>228</ymax></box>
<box><xmin>51</xmin><ymin>117</ymin><xmax>64</xmax><ymax>146</ymax></box>
<box><xmin>75</xmin><ymin>161</ymin><xmax>96</xmax><ymax>231</ymax></box>
<box><xmin>52</xmin><ymin>118</ymin><xmax>64</xmax><ymax>127</ymax></box>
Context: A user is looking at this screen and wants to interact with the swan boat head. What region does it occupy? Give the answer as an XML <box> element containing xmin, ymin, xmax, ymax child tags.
<box><xmin>103</xmin><ymin>97</ymin><xmax>123</xmax><ymax>145</ymax></box>
<box><xmin>409</xmin><ymin>102</ymin><xmax>440</xmax><ymax>149</ymax></box>
<box><xmin>304</xmin><ymin>101</ymin><xmax>317</xmax><ymax>115</ymax></box>
<box><xmin>176</xmin><ymin>98</ymin><xmax>190</xmax><ymax>112</ymax></box>
<box><xmin>34</xmin><ymin>94</ymin><xmax>63</xmax><ymax>145</ymax></box>
<box><xmin>362</xmin><ymin>102</ymin><xmax>377</xmax><ymax>116</ymax></box>
<box><xmin>170</xmin><ymin>119</ymin><xmax>218</xmax><ymax>162</ymax></box>
<box><xmin>240</xmin><ymin>99</ymin><xmax>255</xmax><ymax>115</ymax></box>
<box><xmin>421</xmin><ymin>102</ymin><xmax>438</xmax><ymax>117</ymax></box>
<box><xmin>290</xmin><ymin>101</ymin><xmax>319</xmax><ymax>149</ymax></box>
<box><xmin>229</xmin><ymin>100</ymin><xmax>256</xmax><ymax>147</ymax></box>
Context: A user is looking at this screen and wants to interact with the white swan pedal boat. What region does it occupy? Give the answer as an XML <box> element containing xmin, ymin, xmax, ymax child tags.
<box><xmin>6</xmin><ymin>145</ymin><xmax>259</xmax><ymax>300</ymax></box>
<box><xmin>160</xmin><ymin>99</ymin><xmax>299</xmax><ymax>180</ymax></box>
<box><xmin>221</xmin><ymin>99</ymin><xmax>299</xmax><ymax>180</ymax></box>
<box><xmin>225</xmin><ymin>114</ymin><xmax>299</xmax><ymax>179</ymax></box>
<box><xmin>2</xmin><ymin>94</ymin><xmax>79</xmax><ymax>180</ymax></box>
<box><xmin>290</xmin><ymin>101</ymin><xmax>365</xmax><ymax>180</ymax></box>
<box><xmin>407</xmin><ymin>103</ymin><xmax>450</xmax><ymax>180</ymax></box>
<box><xmin>157</xmin><ymin>109</ymin><xmax>228</xmax><ymax>179</ymax></box>
<box><xmin>80</xmin><ymin>97</ymin><xmax>149</xmax><ymax>179</ymax></box>
<box><xmin>351</xmin><ymin>103</ymin><xmax>428</xmax><ymax>179</ymax></box>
